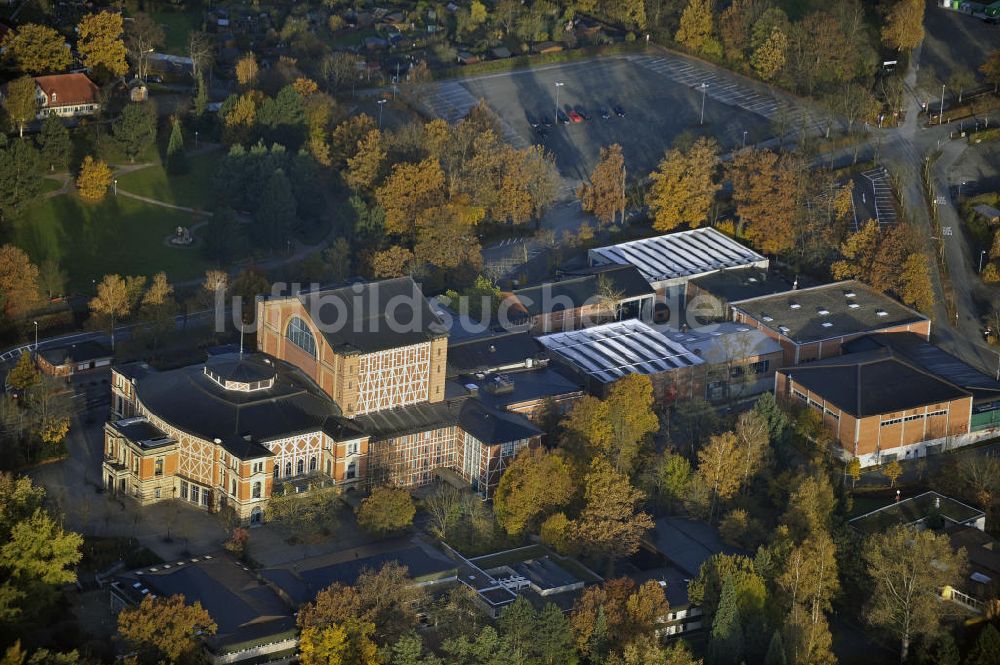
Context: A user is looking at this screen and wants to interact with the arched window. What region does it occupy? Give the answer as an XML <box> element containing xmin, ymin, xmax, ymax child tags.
<box><xmin>297</xmin><ymin>459</ymin><xmax>304</xmax><ymax>475</ymax></box>
<box><xmin>250</xmin><ymin>507</ymin><xmax>262</xmax><ymax>525</ymax></box>
<box><xmin>252</xmin><ymin>482</ymin><xmax>262</xmax><ymax>499</ymax></box>
<box><xmin>285</xmin><ymin>462</ymin><xmax>292</xmax><ymax>477</ymax></box>
<box><xmin>285</xmin><ymin>316</ymin><xmax>317</xmax><ymax>358</ymax></box>
<box><xmin>273</xmin><ymin>465</ymin><xmax>279</xmax><ymax>478</ymax></box>
<box><xmin>346</xmin><ymin>461</ymin><xmax>357</xmax><ymax>480</ymax></box>
<box><xmin>309</xmin><ymin>456</ymin><xmax>317</xmax><ymax>472</ymax></box>
<box><xmin>231</xmin><ymin>480</ymin><xmax>236</xmax><ymax>496</ymax></box>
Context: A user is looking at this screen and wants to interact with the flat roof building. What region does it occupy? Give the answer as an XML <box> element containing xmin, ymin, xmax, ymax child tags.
<box><xmin>588</xmin><ymin>228</ymin><xmax>768</xmax><ymax>297</ymax></box>
<box><xmin>503</xmin><ymin>264</ymin><xmax>656</xmax><ymax>333</ymax></box>
<box><xmin>732</xmin><ymin>280</ymin><xmax>930</xmax><ymax>366</ymax></box>
<box><xmin>538</xmin><ymin>320</ymin><xmax>704</xmax><ymax>399</ymax></box>
<box><xmin>686</xmin><ymin>267</ymin><xmax>793</xmax><ymax>313</ymax></box>
<box><xmin>848</xmin><ymin>491</ymin><xmax>985</xmax><ymax>535</ymax></box>
<box><xmin>663</xmin><ymin>322</ymin><xmax>784</xmax><ymax>402</ymax></box>
<box><xmin>36</xmin><ymin>339</ymin><xmax>113</xmax><ymax>377</ymax></box>
<box><xmin>110</xmin><ymin>553</ymin><xmax>298</xmax><ymax>665</ymax></box>
<box><xmin>776</xmin><ymin>349</ymin><xmax>975</xmax><ymax>464</ymax></box>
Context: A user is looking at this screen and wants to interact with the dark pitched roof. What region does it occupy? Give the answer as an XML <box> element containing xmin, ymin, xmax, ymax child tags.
<box><xmin>293</xmin><ymin>277</ymin><xmax>447</xmax><ymax>355</ymax></box>
<box><xmin>351</xmin><ymin>396</ymin><xmax>541</xmax><ymax>444</ymax></box>
<box><xmin>38</xmin><ymin>339</ymin><xmax>112</xmax><ymax>366</ymax></box>
<box><xmin>122</xmin><ymin>354</ymin><xmax>363</xmax><ymax>459</ymax></box>
<box><xmin>457</xmin><ymin>398</ymin><xmax>542</xmax><ymax>444</ymax></box>
<box><xmin>460</xmin><ymin>366</ymin><xmax>583</xmax><ymax>411</ymax></box>
<box><xmin>204</xmin><ymin>354</ymin><xmax>275</xmax><ymax>384</ymax></box>
<box><xmin>351</xmin><ymin>399</ymin><xmax>462</xmax><ymax>439</ymax></box>
<box><xmin>113</xmin><ymin>554</ymin><xmax>296</xmax><ymax>650</ymax></box>
<box><xmin>781</xmin><ymin>350</ymin><xmax>970</xmax><ymax>417</ymax></box>
<box><xmin>508</xmin><ymin>264</ymin><xmax>653</xmax><ymax>318</ymax></box>
<box><xmin>687</xmin><ymin>267</ymin><xmax>793</xmax><ymax>303</ymax></box>
<box><xmin>647</xmin><ymin>517</ymin><xmax>739</xmax><ymax>578</ymax></box>
<box><xmin>845</xmin><ymin>333</ymin><xmax>1000</xmax><ymax>400</ymax></box>
<box><xmin>109</xmin><ymin>417</ymin><xmax>175</xmax><ymax>450</ymax></box>
<box><xmin>261</xmin><ymin>540</ymin><xmax>456</xmax><ymax>606</ymax></box>
<box><xmin>446</xmin><ymin>331</ymin><xmax>544</xmax><ymax>377</ymax></box>
<box><xmin>732</xmin><ymin>280</ymin><xmax>927</xmax><ymax>344</ymax></box>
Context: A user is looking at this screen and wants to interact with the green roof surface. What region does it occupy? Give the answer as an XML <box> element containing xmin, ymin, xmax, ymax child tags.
<box><xmin>848</xmin><ymin>491</ymin><xmax>984</xmax><ymax>535</ymax></box>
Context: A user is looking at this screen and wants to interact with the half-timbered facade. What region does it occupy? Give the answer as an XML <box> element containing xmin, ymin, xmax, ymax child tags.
<box><xmin>103</xmin><ymin>353</ymin><xmax>367</xmax><ymax>522</ymax></box>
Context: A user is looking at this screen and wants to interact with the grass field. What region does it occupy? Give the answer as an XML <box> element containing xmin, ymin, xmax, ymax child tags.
<box><xmin>115</xmin><ymin>151</ymin><xmax>222</xmax><ymax>210</ymax></box>
<box><xmin>152</xmin><ymin>10</ymin><xmax>203</xmax><ymax>55</ymax></box>
<box><xmin>38</xmin><ymin>178</ymin><xmax>63</xmax><ymax>194</ymax></box>
<box><xmin>12</xmin><ymin>192</ymin><xmax>211</xmax><ymax>292</ymax></box>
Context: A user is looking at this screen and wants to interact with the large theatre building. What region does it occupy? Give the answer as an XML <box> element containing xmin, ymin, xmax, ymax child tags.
<box><xmin>103</xmin><ymin>278</ymin><xmax>546</xmax><ymax>521</ymax></box>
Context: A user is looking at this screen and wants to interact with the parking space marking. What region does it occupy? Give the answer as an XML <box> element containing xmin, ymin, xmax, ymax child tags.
<box><xmin>629</xmin><ymin>54</ymin><xmax>826</xmax><ymax>133</ymax></box>
<box><xmin>862</xmin><ymin>166</ymin><xmax>898</xmax><ymax>227</ymax></box>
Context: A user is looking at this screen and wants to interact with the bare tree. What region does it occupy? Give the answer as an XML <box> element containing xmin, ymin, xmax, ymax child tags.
<box><xmin>125</xmin><ymin>13</ymin><xmax>165</xmax><ymax>81</ymax></box>
<box><xmin>187</xmin><ymin>31</ymin><xmax>214</xmax><ymax>81</ymax></box>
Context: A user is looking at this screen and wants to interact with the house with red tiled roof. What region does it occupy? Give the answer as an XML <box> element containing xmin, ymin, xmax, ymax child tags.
<box><xmin>33</xmin><ymin>73</ymin><xmax>100</xmax><ymax>118</ymax></box>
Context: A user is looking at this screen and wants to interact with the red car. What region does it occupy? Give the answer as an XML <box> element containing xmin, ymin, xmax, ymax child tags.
<box><xmin>568</xmin><ymin>110</ymin><xmax>584</xmax><ymax>123</ymax></box>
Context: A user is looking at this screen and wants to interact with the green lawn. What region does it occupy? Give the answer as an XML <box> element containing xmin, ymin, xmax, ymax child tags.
<box><xmin>152</xmin><ymin>10</ymin><xmax>203</xmax><ymax>55</ymax></box>
<box><xmin>115</xmin><ymin>151</ymin><xmax>222</xmax><ymax>210</ymax></box>
<box><xmin>38</xmin><ymin>178</ymin><xmax>63</xmax><ymax>194</ymax></box>
<box><xmin>12</xmin><ymin>192</ymin><xmax>211</xmax><ymax>291</ymax></box>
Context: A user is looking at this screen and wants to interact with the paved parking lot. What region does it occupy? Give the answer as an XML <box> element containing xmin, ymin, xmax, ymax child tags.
<box><xmin>418</xmin><ymin>54</ymin><xmax>817</xmax><ymax>187</ymax></box>
<box><xmin>860</xmin><ymin>166</ymin><xmax>898</xmax><ymax>229</ymax></box>
<box><xmin>919</xmin><ymin>0</ymin><xmax>1000</xmax><ymax>97</ymax></box>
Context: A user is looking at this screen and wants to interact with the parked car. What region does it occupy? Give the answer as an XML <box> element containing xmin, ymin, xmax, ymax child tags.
<box><xmin>600</xmin><ymin>107</ymin><xmax>611</xmax><ymax>120</ymax></box>
<box><xmin>540</xmin><ymin>115</ymin><xmax>553</xmax><ymax>127</ymax></box>
<box><xmin>527</xmin><ymin>114</ymin><xmax>540</xmax><ymax>128</ymax></box>
<box><xmin>568</xmin><ymin>110</ymin><xmax>583</xmax><ymax>123</ymax></box>
<box><xmin>557</xmin><ymin>110</ymin><xmax>570</xmax><ymax>124</ymax></box>
<box><xmin>578</xmin><ymin>108</ymin><xmax>592</xmax><ymax>121</ymax></box>
<box><xmin>614</xmin><ymin>105</ymin><xmax>626</xmax><ymax>118</ymax></box>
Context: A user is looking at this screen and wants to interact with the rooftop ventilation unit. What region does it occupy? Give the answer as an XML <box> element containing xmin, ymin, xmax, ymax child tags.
<box><xmin>762</xmin><ymin>314</ymin><xmax>774</xmax><ymax>322</ymax></box>
<box><xmin>778</xmin><ymin>325</ymin><xmax>790</xmax><ymax>334</ymax></box>
<box><xmin>789</xmin><ymin>302</ymin><xmax>801</xmax><ymax>309</ymax></box>
<box><xmin>848</xmin><ymin>303</ymin><xmax>860</xmax><ymax>309</ymax></box>
<box><xmin>821</xmin><ymin>322</ymin><xmax>833</xmax><ymax>328</ymax></box>
<box><xmin>845</xmin><ymin>291</ymin><xmax>856</xmax><ymax>298</ymax></box>
<box><xmin>817</xmin><ymin>308</ymin><xmax>830</xmax><ymax>316</ymax></box>
<box><xmin>876</xmin><ymin>310</ymin><xmax>888</xmax><ymax>317</ymax></box>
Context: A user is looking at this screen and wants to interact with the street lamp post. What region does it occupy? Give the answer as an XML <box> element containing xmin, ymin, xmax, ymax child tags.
<box><xmin>33</xmin><ymin>321</ymin><xmax>38</xmax><ymax>351</ymax></box>
<box><xmin>195</xmin><ymin>130</ymin><xmax>199</xmax><ymax>149</ymax></box>
<box><xmin>554</xmin><ymin>81</ymin><xmax>564</xmax><ymax>125</ymax></box>
<box><xmin>980</xmin><ymin>250</ymin><xmax>987</xmax><ymax>273</ymax></box>
<box><xmin>940</xmin><ymin>84</ymin><xmax>946</xmax><ymax>126</ymax></box>
<box><xmin>742</xmin><ymin>130</ymin><xmax>748</xmax><ymax>149</ymax></box>
<box><xmin>699</xmin><ymin>83</ymin><xmax>709</xmax><ymax>126</ymax></box>
<box><xmin>113</xmin><ymin>178</ymin><xmax>118</xmax><ymax>197</ymax></box>
<box><xmin>377</xmin><ymin>99</ymin><xmax>387</xmax><ymax>129</ymax></box>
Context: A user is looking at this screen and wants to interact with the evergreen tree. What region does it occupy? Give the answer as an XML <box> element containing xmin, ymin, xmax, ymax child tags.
<box><xmin>193</xmin><ymin>73</ymin><xmax>209</xmax><ymax>118</ymax></box>
<box><xmin>112</xmin><ymin>103</ymin><xmax>157</xmax><ymax>163</ymax></box>
<box><xmin>708</xmin><ymin>575</ymin><xmax>744</xmax><ymax>665</ymax></box>
<box><xmin>201</xmin><ymin>208</ymin><xmax>244</xmax><ymax>264</ymax></box>
<box><xmin>254</xmin><ymin>169</ymin><xmax>296</xmax><ymax>250</ymax></box>
<box><xmin>289</xmin><ymin>150</ymin><xmax>325</xmax><ymax>220</ymax></box>
<box><xmin>35</xmin><ymin>116</ymin><xmax>70</xmax><ymax>173</ymax></box>
<box><xmin>165</xmin><ymin>117</ymin><xmax>188</xmax><ymax>175</ymax></box>
<box><xmin>0</xmin><ymin>139</ymin><xmax>42</xmax><ymax>218</ymax></box>
<box><xmin>534</xmin><ymin>603</ymin><xmax>576</xmax><ymax>665</ymax></box>
<box><xmin>587</xmin><ymin>608</ymin><xmax>610</xmax><ymax>661</ymax></box>
<box><xmin>966</xmin><ymin>625</ymin><xmax>1000</xmax><ymax>665</ymax></box>
<box><xmin>764</xmin><ymin>630</ymin><xmax>786</xmax><ymax>665</ymax></box>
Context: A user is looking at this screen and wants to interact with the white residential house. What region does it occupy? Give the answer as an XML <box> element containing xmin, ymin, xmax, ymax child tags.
<box><xmin>33</xmin><ymin>73</ymin><xmax>100</xmax><ymax>119</ymax></box>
